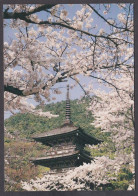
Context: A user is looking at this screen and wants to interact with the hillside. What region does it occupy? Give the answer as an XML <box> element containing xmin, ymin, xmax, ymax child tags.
<box><xmin>5</xmin><ymin>98</ymin><xmax>105</xmax><ymax>140</ymax></box>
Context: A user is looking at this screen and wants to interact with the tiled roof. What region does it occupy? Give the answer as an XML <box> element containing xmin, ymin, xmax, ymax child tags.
<box><xmin>30</xmin><ymin>150</ymin><xmax>92</xmax><ymax>162</ymax></box>
<box><xmin>30</xmin><ymin>150</ymin><xmax>80</xmax><ymax>161</ymax></box>
<box><xmin>32</xmin><ymin>123</ymin><xmax>79</xmax><ymax>139</ymax></box>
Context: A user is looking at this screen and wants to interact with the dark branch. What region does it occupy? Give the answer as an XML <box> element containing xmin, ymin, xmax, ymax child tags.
<box><xmin>4</xmin><ymin>85</ymin><xmax>24</xmax><ymax>96</ymax></box>
<box><xmin>70</xmin><ymin>76</ymin><xmax>88</xmax><ymax>96</ymax></box>
<box><xmin>3</xmin><ymin>5</ymin><xmax>120</xmax><ymax>46</ymax></box>
<box><xmin>88</xmin><ymin>4</ymin><xmax>133</xmax><ymax>33</ymax></box>
<box><xmin>3</xmin><ymin>4</ymin><xmax>56</xmax><ymax>19</ymax></box>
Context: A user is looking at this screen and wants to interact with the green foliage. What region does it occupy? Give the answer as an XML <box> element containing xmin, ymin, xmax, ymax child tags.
<box><xmin>5</xmin><ymin>98</ymin><xmax>105</xmax><ymax>140</ymax></box>
<box><xmin>118</xmin><ymin>167</ymin><xmax>134</xmax><ymax>181</ymax></box>
<box><xmin>4</xmin><ymin>138</ymin><xmax>49</xmax><ymax>191</ymax></box>
<box><xmin>103</xmin><ymin>167</ymin><xmax>134</xmax><ymax>191</ymax></box>
<box><xmin>124</xmin><ymin>146</ymin><xmax>133</xmax><ymax>154</ymax></box>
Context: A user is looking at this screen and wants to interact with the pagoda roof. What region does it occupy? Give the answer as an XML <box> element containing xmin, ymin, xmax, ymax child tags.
<box><xmin>32</xmin><ymin>123</ymin><xmax>78</xmax><ymax>139</ymax></box>
<box><xmin>30</xmin><ymin>150</ymin><xmax>93</xmax><ymax>168</ymax></box>
<box><xmin>32</xmin><ymin>123</ymin><xmax>102</xmax><ymax>145</ymax></box>
<box><xmin>30</xmin><ymin>150</ymin><xmax>80</xmax><ymax>162</ymax></box>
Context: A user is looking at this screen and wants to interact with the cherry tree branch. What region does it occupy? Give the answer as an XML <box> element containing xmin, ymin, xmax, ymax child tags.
<box><xmin>70</xmin><ymin>76</ymin><xmax>88</xmax><ymax>96</ymax></box>
<box><xmin>3</xmin><ymin>4</ymin><xmax>56</xmax><ymax>19</ymax></box>
<box><xmin>88</xmin><ymin>4</ymin><xmax>133</xmax><ymax>33</ymax></box>
<box><xmin>3</xmin><ymin>5</ymin><xmax>123</xmax><ymax>46</ymax></box>
<box><xmin>4</xmin><ymin>85</ymin><xmax>24</xmax><ymax>96</ymax></box>
<box><xmin>89</xmin><ymin>74</ymin><xmax>129</xmax><ymax>98</ymax></box>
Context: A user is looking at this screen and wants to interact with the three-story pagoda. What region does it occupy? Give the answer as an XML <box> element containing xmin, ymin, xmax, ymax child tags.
<box><xmin>30</xmin><ymin>85</ymin><xmax>102</xmax><ymax>172</ymax></box>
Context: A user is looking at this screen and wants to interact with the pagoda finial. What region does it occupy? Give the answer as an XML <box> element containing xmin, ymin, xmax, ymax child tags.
<box><xmin>65</xmin><ymin>84</ymin><xmax>71</xmax><ymax>124</ymax></box>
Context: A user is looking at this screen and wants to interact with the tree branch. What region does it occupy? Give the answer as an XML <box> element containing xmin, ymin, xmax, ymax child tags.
<box><xmin>3</xmin><ymin>5</ymin><xmax>121</xmax><ymax>46</ymax></box>
<box><xmin>88</xmin><ymin>4</ymin><xmax>133</xmax><ymax>33</ymax></box>
<box><xmin>4</xmin><ymin>85</ymin><xmax>24</xmax><ymax>96</ymax></box>
<box><xmin>70</xmin><ymin>76</ymin><xmax>88</xmax><ymax>96</ymax></box>
<box><xmin>3</xmin><ymin>4</ymin><xmax>56</xmax><ymax>19</ymax></box>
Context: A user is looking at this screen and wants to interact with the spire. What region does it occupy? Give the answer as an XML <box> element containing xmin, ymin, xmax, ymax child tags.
<box><xmin>65</xmin><ymin>84</ymin><xmax>71</xmax><ymax>124</ymax></box>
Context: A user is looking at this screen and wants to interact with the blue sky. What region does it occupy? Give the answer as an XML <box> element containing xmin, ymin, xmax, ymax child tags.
<box><xmin>4</xmin><ymin>3</ymin><xmax>130</xmax><ymax>119</ymax></box>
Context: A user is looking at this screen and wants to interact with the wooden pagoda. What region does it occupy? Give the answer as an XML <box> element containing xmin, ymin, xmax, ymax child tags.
<box><xmin>30</xmin><ymin>85</ymin><xmax>102</xmax><ymax>171</ymax></box>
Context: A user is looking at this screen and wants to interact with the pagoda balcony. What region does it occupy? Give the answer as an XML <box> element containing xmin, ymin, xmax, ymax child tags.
<box><xmin>30</xmin><ymin>150</ymin><xmax>93</xmax><ymax>169</ymax></box>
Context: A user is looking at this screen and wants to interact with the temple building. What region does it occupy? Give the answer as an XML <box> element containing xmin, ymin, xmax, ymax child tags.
<box><xmin>30</xmin><ymin>85</ymin><xmax>102</xmax><ymax>172</ymax></box>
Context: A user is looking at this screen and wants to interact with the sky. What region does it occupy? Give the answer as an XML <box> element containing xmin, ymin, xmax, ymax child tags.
<box><xmin>4</xmin><ymin>3</ymin><xmax>129</xmax><ymax>119</ymax></box>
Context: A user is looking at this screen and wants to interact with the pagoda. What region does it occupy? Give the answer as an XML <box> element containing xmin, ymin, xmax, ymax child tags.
<box><xmin>30</xmin><ymin>85</ymin><xmax>102</xmax><ymax>172</ymax></box>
